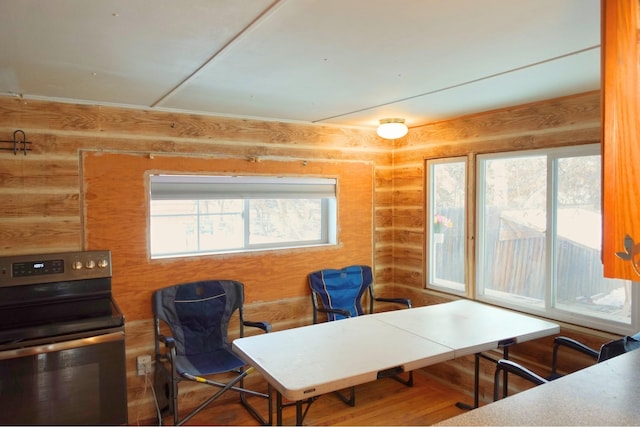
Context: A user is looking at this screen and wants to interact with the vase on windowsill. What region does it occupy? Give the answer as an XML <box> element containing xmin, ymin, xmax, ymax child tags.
<box><xmin>433</xmin><ymin>215</ymin><xmax>453</xmax><ymax>244</ymax></box>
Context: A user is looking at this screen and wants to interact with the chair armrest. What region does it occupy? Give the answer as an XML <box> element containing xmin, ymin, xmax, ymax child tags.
<box><xmin>158</xmin><ymin>334</ymin><xmax>176</xmax><ymax>349</ymax></box>
<box><xmin>374</xmin><ymin>297</ymin><xmax>412</xmax><ymax>309</ymax></box>
<box><xmin>317</xmin><ymin>307</ymin><xmax>352</xmax><ymax>318</ymax></box>
<box><xmin>243</xmin><ymin>320</ymin><xmax>272</xmax><ymax>333</ymax></box>
<box><xmin>550</xmin><ymin>336</ymin><xmax>600</xmax><ymax>378</ymax></box>
<box><xmin>494</xmin><ymin>359</ymin><xmax>548</xmax><ymax>401</ymax></box>
<box><xmin>496</xmin><ymin>359</ymin><xmax>549</xmax><ymax>386</ymax></box>
<box><xmin>554</xmin><ymin>336</ymin><xmax>599</xmax><ymax>359</ymax></box>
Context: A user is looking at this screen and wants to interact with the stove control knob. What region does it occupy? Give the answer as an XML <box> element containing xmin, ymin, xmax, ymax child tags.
<box><xmin>97</xmin><ymin>259</ymin><xmax>109</xmax><ymax>269</ymax></box>
<box><xmin>85</xmin><ymin>260</ymin><xmax>96</xmax><ymax>269</ymax></box>
<box><xmin>72</xmin><ymin>260</ymin><xmax>83</xmax><ymax>270</ymax></box>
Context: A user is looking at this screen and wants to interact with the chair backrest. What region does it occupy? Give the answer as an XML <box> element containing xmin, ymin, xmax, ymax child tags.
<box><xmin>597</xmin><ymin>333</ymin><xmax>640</xmax><ymax>363</ymax></box>
<box><xmin>308</xmin><ymin>265</ymin><xmax>373</xmax><ymax>321</ymax></box>
<box><xmin>152</xmin><ymin>280</ymin><xmax>244</xmax><ymax>356</ymax></box>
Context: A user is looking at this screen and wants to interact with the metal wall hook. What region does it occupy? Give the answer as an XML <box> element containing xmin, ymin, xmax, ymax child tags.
<box><xmin>0</xmin><ymin>129</ymin><xmax>32</xmax><ymax>155</ymax></box>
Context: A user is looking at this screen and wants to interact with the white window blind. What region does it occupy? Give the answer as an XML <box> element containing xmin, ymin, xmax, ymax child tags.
<box><xmin>150</xmin><ymin>175</ymin><xmax>336</xmax><ymax>200</ymax></box>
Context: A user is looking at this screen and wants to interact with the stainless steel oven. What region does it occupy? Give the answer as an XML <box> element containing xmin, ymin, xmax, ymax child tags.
<box><xmin>0</xmin><ymin>250</ymin><xmax>127</xmax><ymax>425</ymax></box>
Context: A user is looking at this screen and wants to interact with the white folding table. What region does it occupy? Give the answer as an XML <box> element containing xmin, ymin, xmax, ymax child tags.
<box><xmin>232</xmin><ymin>299</ymin><xmax>559</xmax><ymax>425</ymax></box>
<box><xmin>374</xmin><ymin>300</ymin><xmax>560</xmax><ymax>409</ymax></box>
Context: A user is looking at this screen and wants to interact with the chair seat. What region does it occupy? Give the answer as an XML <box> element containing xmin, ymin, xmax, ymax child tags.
<box><xmin>175</xmin><ymin>349</ymin><xmax>246</xmax><ymax>377</ymax></box>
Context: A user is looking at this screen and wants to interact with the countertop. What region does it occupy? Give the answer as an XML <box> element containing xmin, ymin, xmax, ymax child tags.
<box><xmin>438</xmin><ymin>347</ymin><xmax>640</xmax><ymax>426</ymax></box>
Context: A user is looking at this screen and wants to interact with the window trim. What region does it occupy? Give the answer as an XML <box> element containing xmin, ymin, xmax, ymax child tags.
<box><xmin>148</xmin><ymin>174</ymin><xmax>338</xmax><ymax>259</ymax></box>
<box><xmin>425</xmin><ymin>156</ymin><xmax>469</xmax><ymax>295</ymax></box>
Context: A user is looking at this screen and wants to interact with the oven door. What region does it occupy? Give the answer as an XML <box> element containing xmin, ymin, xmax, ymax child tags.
<box><xmin>0</xmin><ymin>331</ymin><xmax>128</xmax><ymax>425</ymax></box>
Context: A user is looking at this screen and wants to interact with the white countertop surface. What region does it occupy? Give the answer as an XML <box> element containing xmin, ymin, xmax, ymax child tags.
<box><xmin>439</xmin><ymin>347</ymin><xmax>640</xmax><ymax>426</ymax></box>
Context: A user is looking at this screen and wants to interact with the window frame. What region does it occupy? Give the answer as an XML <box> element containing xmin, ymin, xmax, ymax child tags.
<box><xmin>426</xmin><ymin>144</ymin><xmax>639</xmax><ymax>336</ymax></box>
<box><xmin>148</xmin><ymin>174</ymin><xmax>337</xmax><ymax>259</ymax></box>
<box><xmin>425</xmin><ymin>156</ymin><xmax>468</xmax><ymax>295</ymax></box>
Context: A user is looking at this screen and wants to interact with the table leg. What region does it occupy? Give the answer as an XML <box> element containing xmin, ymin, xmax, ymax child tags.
<box><xmin>474</xmin><ymin>352</ymin><xmax>480</xmax><ymax>408</ymax></box>
<box><xmin>456</xmin><ymin>339</ymin><xmax>515</xmax><ymax>410</ymax></box>
<box><xmin>502</xmin><ymin>345</ymin><xmax>509</xmax><ymax>398</ymax></box>
<box><xmin>455</xmin><ymin>352</ymin><xmax>480</xmax><ymax>410</ymax></box>
<box><xmin>275</xmin><ymin>391</ymin><xmax>314</xmax><ymax>425</ymax></box>
<box><xmin>276</xmin><ymin>391</ymin><xmax>283</xmax><ymax>426</ymax></box>
<box><xmin>296</xmin><ymin>401</ymin><xmax>303</xmax><ymax>426</ymax></box>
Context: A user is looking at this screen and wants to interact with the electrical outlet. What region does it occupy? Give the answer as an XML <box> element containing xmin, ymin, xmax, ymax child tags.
<box><xmin>137</xmin><ymin>355</ymin><xmax>152</xmax><ymax>375</ymax></box>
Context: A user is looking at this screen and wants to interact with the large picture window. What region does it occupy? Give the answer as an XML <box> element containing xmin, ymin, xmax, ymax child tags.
<box><xmin>149</xmin><ymin>175</ymin><xmax>337</xmax><ymax>258</ymax></box>
<box><xmin>427</xmin><ymin>144</ymin><xmax>637</xmax><ymax>335</ymax></box>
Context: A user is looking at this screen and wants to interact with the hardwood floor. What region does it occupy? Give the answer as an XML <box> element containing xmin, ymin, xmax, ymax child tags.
<box><xmin>143</xmin><ymin>369</ymin><xmax>471</xmax><ymax>426</ymax></box>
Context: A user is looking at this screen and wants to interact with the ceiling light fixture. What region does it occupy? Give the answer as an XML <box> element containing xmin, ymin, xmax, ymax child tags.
<box><xmin>376</xmin><ymin>118</ymin><xmax>408</xmax><ymax>139</ymax></box>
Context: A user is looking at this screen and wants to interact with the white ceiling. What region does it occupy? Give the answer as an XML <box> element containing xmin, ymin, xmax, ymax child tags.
<box><xmin>0</xmin><ymin>0</ymin><xmax>601</xmax><ymax>131</ymax></box>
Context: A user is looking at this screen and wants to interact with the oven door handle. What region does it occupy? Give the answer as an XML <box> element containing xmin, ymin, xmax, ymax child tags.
<box><xmin>0</xmin><ymin>331</ymin><xmax>124</xmax><ymax>361</ymax></box>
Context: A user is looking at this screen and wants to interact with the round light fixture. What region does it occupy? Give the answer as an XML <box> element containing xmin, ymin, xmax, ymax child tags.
<box><xmin>376</xmin><ymin>118</ymin><xmax>408</xmax><ymax>139</ymax></box>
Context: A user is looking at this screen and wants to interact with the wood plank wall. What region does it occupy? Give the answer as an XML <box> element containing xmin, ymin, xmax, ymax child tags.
<box><xmin>392</xmin><ymin>90</ymin><xmax>602</xmax><ymax>295</ymax></box>
<box><xmin>0</xmin><ymin>91</ymin><xmax>613</xmax><ymax>421</ymax></box>
<box><xmin>0</xmin><ymin>96</ymin><xmax>393</xmax><ymax>422</ymax></box>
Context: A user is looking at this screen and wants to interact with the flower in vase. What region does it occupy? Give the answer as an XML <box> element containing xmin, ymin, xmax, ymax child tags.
<box><xmin>433</xmin><ymin>214</ymin><xmax>453</xmax><ymax>233</ymax></box>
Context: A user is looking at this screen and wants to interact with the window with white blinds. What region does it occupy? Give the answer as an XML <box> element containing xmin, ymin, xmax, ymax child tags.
<box><xmin>149</xmin><ymin>175</ymin><xmax>337</xmax><ymax>258</ymax></box>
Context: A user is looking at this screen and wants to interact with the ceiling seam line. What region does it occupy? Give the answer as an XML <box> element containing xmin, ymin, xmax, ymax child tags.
<box><xmin>312</xmin><ymin>44</ymin><xmax>601</xmax><ymax>123</ymax></box>
<box><xmin>149</xmin><ymin>0</ymin><xmax>285</xmax><ymax>108</ymax></box>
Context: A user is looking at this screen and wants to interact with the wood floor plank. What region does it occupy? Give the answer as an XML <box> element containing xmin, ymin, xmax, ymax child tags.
<box><xmin>145</xmin><ymin>369</ymin><xmax>471</xmax><ymax>426</ymax></box>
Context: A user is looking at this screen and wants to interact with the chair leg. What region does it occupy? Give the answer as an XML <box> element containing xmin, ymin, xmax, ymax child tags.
<box><xmin>156</xmin><ymin>366</ymin><xmax>271</xmax><ymax>425</ymax></box>
<box><xmin>171</xmin><ymin>378</ymin><xmax>180</xmax><ymax>425</ymax></box>
<box><xmin>176</xmin><ymin>371</ymin><xmax>250</xmax><ymax>425</ymax></box>
<box><xmin>170</xmin><ymin>369</ymin><xmax>271</xmax><ymax>426</ymax></box>
<box><xmin>493</xmin><ymin>365</ymin><xmax>505</xmax><ymax>401</ymax></box>
<box><xmin>551</xmin><ymin>342</ymin><xmax>561</xmax><ymax>378</ymax></box>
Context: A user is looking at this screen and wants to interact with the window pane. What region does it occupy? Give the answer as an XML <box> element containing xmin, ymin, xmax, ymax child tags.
<box><xmin>479</xmin><ymin>155</ymin><xmax>547</xmax><ymax>306</ymax></box>
<box><xmin>197</xmin><ymin>200</ymin><xmax>244</xmax><ymax>251</ymax></box>
<box><xmin>150</xmin><ymin>200</ymin><xmax>199</xmax><ymax>256</ymax></box>
<box><xmin>150</xmin><ymin>200</ymin><xmax>244</xmax><ymax>256</ymax></box>
<box><xmin>428</xmin><ymin>160</ymin><xmax>465</xmax><ymax>293</ymax></box>
<box><xmin>555</xmin><ymin>155</ymin><xmax>631</xmax><ymax>324</ymax></box>
<box><xmin>249</xmin><ymin>199</ymin><xmax>323</xmax><ymax>245</ymax></box>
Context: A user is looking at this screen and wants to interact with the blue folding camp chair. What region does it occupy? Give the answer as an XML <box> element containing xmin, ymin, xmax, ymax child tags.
<box><xmin>308</xmin><ymin>265</ymin><xmax>413</xmax><ymax>406</ymax></box>
<box><xmin>309</xmin><ymin>264</ymin><xmax>412</xmax><ymax>323</ymax></box>
<box><xmin>152</xmin><ymin>280</ymin><xmax>272</xmax><ymax>426</ymax></box>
